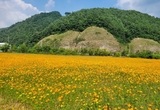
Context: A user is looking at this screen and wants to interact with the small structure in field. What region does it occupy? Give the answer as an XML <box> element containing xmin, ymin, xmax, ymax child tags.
<box><xmin>0</xmin><ymin>43</ymin><xmax>9</xmax><ymax>52</ymax></box>
<box><xmin>0</xmin><ymin>43</ymin><xmax>7</xmax><ymax>47</ymax></box>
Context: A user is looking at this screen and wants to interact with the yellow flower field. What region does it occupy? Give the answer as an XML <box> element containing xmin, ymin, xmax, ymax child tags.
<box><xmin>0</xmin><ymin>53</ymin><xmax>160</xmax><ymax>109</ymax></box>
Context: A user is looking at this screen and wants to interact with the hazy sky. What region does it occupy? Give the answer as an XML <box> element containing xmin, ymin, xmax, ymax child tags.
<box><xmin>0</xmin><ymin>0</ymin><xmax>160</xmax><ymax>28</ymax></box>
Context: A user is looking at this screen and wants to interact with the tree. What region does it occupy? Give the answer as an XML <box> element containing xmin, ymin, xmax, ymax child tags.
<box><xmin>19</xmin><ymin>43</ymin><xmax>28</xmax><ymax>53</ymax></box>
<box><xmin>0</xmin><ymin>44</ymin><xmax>10</xmax><ymax>52</ymax></box>
<box><xmin>65</xmin><ymin>12</ymin><xmax>71</xmax><ymax>16</ymax></box>
<box><xmin>32</xmin><ymin>45</ymin><xmax>43</xmax><ymax>53</ymax></box>
<box><xmin>42</xmin><ymin>46</ymin><xmax>51</xmax><ymax>53</ymax></box>
<box><xmin>10</xmin><ymin>45</ymin><xmax>17</xmax><ymax>52</ymax></box>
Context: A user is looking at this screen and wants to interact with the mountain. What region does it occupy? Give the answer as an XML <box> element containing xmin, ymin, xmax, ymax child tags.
<box><xmin>0</xmin><ymin>11</ymin><xmax>62</xmax><ymax>46</ymax></box>
<box><xmin>37</xmin><ymin>8</ymin><xmax>160</xmax><ymax>44</ymax></box>
<box><xmin>1</xmin><ymin>8</ymin><xmax>160</xmax><ymax>49</ymax></box>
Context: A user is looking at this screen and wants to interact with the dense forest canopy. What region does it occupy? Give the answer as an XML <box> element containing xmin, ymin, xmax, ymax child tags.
<box><xmin>1</xmin><ymin>8</ymin><xmax>160</xmax><ymax>47</ymax></box>
<box><xmin>0</xmin><ymin>11</ymin><xmax>62</xmax><ymax>46</ymax></box>
<box><xmin>41</xmin><ymin>8</ymin><xmax>160</xmax><ymax>44</ymax></box>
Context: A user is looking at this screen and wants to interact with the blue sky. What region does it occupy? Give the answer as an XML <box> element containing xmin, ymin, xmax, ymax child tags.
<box><xmin>0</xmin><ymin>0</ymin><xmax>160</xmax><ymax>28</ymax></box>
<box><xmin>23</xmin><ymin>0</ymin><xmax>117</xmax><ymax>15</ymax></box>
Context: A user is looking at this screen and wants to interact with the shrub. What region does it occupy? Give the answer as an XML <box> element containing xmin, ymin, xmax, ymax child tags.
<box><xmin>80</xmin><ymin>48</ymin><xmax>88</xmax><ymax>55</ymax></box>
<box><xmin>152</xmin><ymin>54</ymin><xmax>160</xmax><ymax>59</ymax></box>
<box><xmin>115</xmin><ymin>52</ymin><xmax>121</xmax><ymax>57</ymax></box>
<box><xmin>42</xmin><ymin>46</ymin><xmax>51</xmax><ymax>53</ymax></box>
<box><xmin>63</xmin><ymin>49</ymin><xmax>73</xmax><ymax>55</ymax></box>
<box><xmin>57</xmin><ymin>48</ymin><xmax>65</xmax><ymax>54</ymax></box>
<box><xmin>73</xmin><ymin>37</ymin><xmax>85</xmax><ymax>44</ymax></box>
<box><xmin>19</xmin><ymin>43</ymin><xmax>28</xmax><ymax>53</ymax></box>
<box><xmin>0</xmin><ymin>44</ymin><xmax>10</xmax><ymax>52</ymax></box>
<box><xmin>130</xmin><ymin>50</ymin><xmax>160</xmax><ymax>59</ymax></box>
<box><xmin>33</xmin><ymin>46</ymin><xmax>43</xmax><ymax>53</ymax></box>
<box><xmin>88</xmin><ymin>48</ymin><xmax>95</xmax><ymax>56</ymax></box>
<box><xmin>137</xmin><ymin>50</ymin><xmax>153</xmax><ymax>59</ymax></box>
<box><xmin>50</xmin><ymin>48</ymin><xmax>59</xmax><ymax>54</ymax></box>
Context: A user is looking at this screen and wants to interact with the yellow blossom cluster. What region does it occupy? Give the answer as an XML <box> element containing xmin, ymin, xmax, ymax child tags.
<box><xmin>0</xmin><ymin>53</ymin><xmax>160</xmax><ymax>109</ymax></box>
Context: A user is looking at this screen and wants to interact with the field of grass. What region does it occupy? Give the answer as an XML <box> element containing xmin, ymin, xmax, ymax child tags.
<box><xmin>0</xmin><ymin>53</ymin><xmax>160</xmax><ymax>110</ymax></box>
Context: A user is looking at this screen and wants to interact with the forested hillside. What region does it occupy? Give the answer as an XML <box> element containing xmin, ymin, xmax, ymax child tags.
<box><xmin>1</xmin><ymin>8</ymin><xmax>160</xmax><ymax>47</ymax></box>
<box><xmin>35</xmin><ymin>8</ymin><xmax>160</xmax><ymax>45</ymax></box>
<box><xmin>0</xmin><ymin>28</ymin><xmax>6</xmax><ymax>31</ymax></box>
<box><xmin>0</xmin><ymin>11</ymin><xmax>62</xmax><ymax>46</ymax></box>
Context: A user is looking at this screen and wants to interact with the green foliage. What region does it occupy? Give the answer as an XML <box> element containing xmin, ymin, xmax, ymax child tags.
<box><xmin>0</xmin><ymin>44</ymin><xmax>10</xmax><ymax>52</ymax></box>
<box><xmin>88</xmin><ymin>48</ymin><xmax>95</xmax><ymax>56</ymax></box>
<box><xmin>94</xmin><ymin>49</ymin><xmax>110</xmax><ymax>56</ymax></box>
<box><xmin>62</xmin><ymin>48</ymin><xmax>79</xmax><ymax>55</ymax></box>
<box><xmin>121</xmin><ymin>50</ymin><xmax>128</xmax><ymax>56</ymax></box>
<box><xmin>42</xmin><ymin>46</ymin><xmax>51</xmax><ymax>53</ymax></box>
<box><xmin>135</xmin><ymin>50</ymin><xmax>152</xmax><ymax>58</ymax></box>
<box><xmin>53</xmin><ymin>39</ymin><xmax>61</xmax><ymax>48</ymax></box>
<box><xmin>65</xmin><ymin>12</ymin><xmax>71</xmax><ymax>16</ymax></box>
<box><xmin>39</xmin><ymin>8</ymin><xmax>160</xmax><ymax>44</ymax></box>
<box><xmin>121</xmin><ymin>45</ymin><xmax>129</xmax><ymax>56</ymax></box>
<box><xmin>1</xmin><ymin>8</ymin><xmax>160</xmax><ymax>49</ymax></box>
<box><xmin>129</xmin><ymin>50</ymin><xmax>160</xmax><ymax>59</ymax></box>
<box><xmin>0</xmin><ymin>11</ymin><xmax>62</xmax><ymax>47</ymax></box>
<box><xmin>29</xmin><ymin>45</ymin><xmax>51</xmax><ymax>54</ymax></box>
<box><xmin>80</xmin><ymin>48</ymin><xmax>88</xmax><ymax>55</ymax></box>
<box><xmin>8</xmin><ymin>44</ymin><xmax>160</xmax><ymax>59</ymax></box>
<box><xmin>115</xmin><ymin>52</ymin><xmax>121</xmax><ymax>57</ymax></box>
<box><xmin>45</xmin><ymin>38</ymin><xmax>51</xmax><ymax>42</ymax></box>
<box><xmin>95</xmin><ymin>32</ymin><xmax>101</xmax><ymax>35</ymax></box>
<box><xmin>50</xmin><ymin>48</ymin><xmax>59</xmax><ymax>54</ymax></box>
<box><xmin>73</xmin><ymin>37</ymin><xmax>85</xmax><ymax>44</ymax></box>
<box><xmin>32</xmin><ymin>46</ymin><xmax>43</xmax><ymax>53</ymax></box>
<box><xmin>10</xmin><ymin>45</ymin><xmax>17</xmax><ymax>52</ymax></box>
<box><xmin>19</xmin><ymin>43</ymin><xmax>28</xmax><ymax>53</ymax></box>
<box><xmin>152</xmin><ymin>53</ymin><xmax>160</xmax><ymax>59</ymax></box>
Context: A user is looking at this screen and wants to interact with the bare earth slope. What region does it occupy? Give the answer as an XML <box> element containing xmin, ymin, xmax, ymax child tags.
<box><xmin>130</xmin><ymin>38</ymin><xmax>160</xmax><ymax>53</ymax></box>
<box><xmin>37</xmin><ymin>27</ymin><xmax>160</xmax><ymax>53</ymax></box>
<box><xmin>37</xmin><ymin>26</ymin><xmax>122</xmax><ymax>52</ymax></box>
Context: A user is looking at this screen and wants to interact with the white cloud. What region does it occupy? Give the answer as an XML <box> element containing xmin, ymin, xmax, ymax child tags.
<box><xmin>0</xmin><ymin>0</ymin><xmax>40</xmax><ymax>28</ymax></box>
<box><xmin>45</xmin><ymin>0</ymin><xmax>55</xmax><ymax>11</ymax></box>
<box><xmin>116</xmin><ymin>0</ymin><xmax>160</xmax><ymax>17</ymax></box>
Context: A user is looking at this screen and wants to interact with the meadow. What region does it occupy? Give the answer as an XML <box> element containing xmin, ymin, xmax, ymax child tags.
<box><xmin>0</xmin><ymin>53</ymin><xmax>160</xmax><ymax>110</ymax></box>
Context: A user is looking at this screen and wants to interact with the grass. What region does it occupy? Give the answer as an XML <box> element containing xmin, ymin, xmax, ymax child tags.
<box><xmin>0</xmin><ymin>53</ymin><xmax>160</xmax><ymax>109</ymax></box>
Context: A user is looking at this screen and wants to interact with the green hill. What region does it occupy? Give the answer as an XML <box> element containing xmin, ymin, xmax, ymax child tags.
<box><xmin>0</xmin><ymin>11</ymin><xmax>62</xmax><ymax>46</ymax></box>
<box><xmin>1</xmin><ymin>7</ymin><xmax>160</xmax><ymax>53</ymax></box>
<box><xmin>36</xmin><ymin>8</ymin><xmax>160</xmax><ymax>45</ymax></box>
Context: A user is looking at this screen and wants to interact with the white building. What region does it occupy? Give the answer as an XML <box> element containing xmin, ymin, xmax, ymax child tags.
<box><xmin>0</xmin><ymin>43</ymin><xmax>8</xmax><ymax>47</ymax></box>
